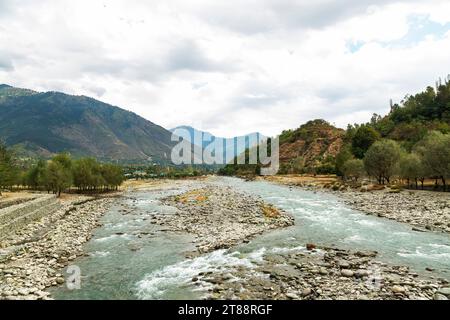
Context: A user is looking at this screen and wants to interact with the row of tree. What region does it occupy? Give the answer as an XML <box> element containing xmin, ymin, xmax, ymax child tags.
<box><xmin>0</xmin><ymin>145</ymin><xmax>124</xmax><ymax>196</ymax></box>
<box><xmin>340</xmin><ymin>131</ymin><xmax>450</xmax><ymax>191</ymax></box>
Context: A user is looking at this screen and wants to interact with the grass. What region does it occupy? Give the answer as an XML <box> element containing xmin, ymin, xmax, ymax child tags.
<box><xmin>174</xmin><ymin>189</ymin><xmax>209</xmax><ymax>204</ymax></box>
<box><xmin>261</xmin><ymin>204</ymin><xmax>281</xmax><ymax>218</ymax></box>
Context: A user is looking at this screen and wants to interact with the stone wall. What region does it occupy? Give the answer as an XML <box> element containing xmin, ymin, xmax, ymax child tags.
<box><xmin>0</xmin><ymin>195</ymin><xmax>61</xmax><ymax>240</ymax></box>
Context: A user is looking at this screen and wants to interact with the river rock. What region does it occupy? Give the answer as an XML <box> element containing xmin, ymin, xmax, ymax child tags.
<box><xmin>341</xmin><ymin>270</ymin><xmax>354</xmax><ymax>277</ymax></box>
<box><xmin>285</xmin><ymin>292</ymin><xmax>300</xmax><ymax>300</ymax></box>
<box><xmin>391</xmin><ymin>285</ymin><xmax>406</xmax><ymax>294</ymax></box>
<box><xmin>434</xmin><ymin>293</ymin><xmax>448</xmax><ymax>300</ymax></box>
<box><xmin>354</xmin><ymin>269</ymin><xmax>369</xmax><ymax>278</ymax></box>
<box><xmin>301</xmin><ymin>288</ymin><xmax>312</xmax><ymax>297</ymax></box>
<box><xmin>437</xmin><ymin>287</ymin><xmax>450</xmax><ymax>297</ymax></box>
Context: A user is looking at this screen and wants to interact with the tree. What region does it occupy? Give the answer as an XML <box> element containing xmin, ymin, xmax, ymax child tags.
<box><xmin>46</xmin><ymin>160</ymin><xmax>72</xmax><ymax>197</ymax></box>
<box><xmin>335</xmin><ymin>145</ymin><xmax>353</xmax><ymax>176</ymax></box>
<box><xmin>100</xmin><ymin>164</ymin><xmax>123</xmax><ymax>191</ymax></box>
<box><xmin>52</xmin><ymin>153</ymin><xmax>72</xmax><ymax>170</ymax></box>
<box><xmin>342</xmin><ymin>159</ymin><xmax>365</xmax><ymax>182</ymax></box>
<box><xmin>364</xmin><ymin>140</ymin><xmax>402</xmax><ymax>184</ymax></box>
<box><xmin>415</xmin><ymin>131</ymin><xmax>450</xmax><ymax>191</ymax></box>
<box><xmin>25</xmin><ymin>160</ymin><xmax>48</xmax><ymax>189</ymax></box>
<box><xmin>0</xmin><ymin>142</ymin><xmax>19</xmax><ymax>195</ymax></box>
<box><xmin>72</xmin><ymin>158</ymin><xmax>96</xmax><ymax>191</ymax></box>
<box><xmin>398</xmin><ymin>153</ymin><xmax>425</xmax><ymax>189</ymax></box>
<box><xmin>351</xmin><ymin>125</ymin><xmax>381</xmax><ymax>159</ymax></box>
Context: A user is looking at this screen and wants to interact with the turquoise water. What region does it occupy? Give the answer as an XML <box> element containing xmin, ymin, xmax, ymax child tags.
<box><xmin>52</xmin><ymin>177</ymin><xmax>450</xmax><ymax>300</ymax></box>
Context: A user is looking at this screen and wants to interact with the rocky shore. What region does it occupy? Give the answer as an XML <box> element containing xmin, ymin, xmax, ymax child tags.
<box><xmin>196</xmin><ymin>245</ymin><xmax>450</xmax><ymax>300</ymax></box>
<box><xmin>158</xmin><ymin>186</ymin><xmax>295</xmax><ymax>255</ymax></box>
<box><xmin>0</xmin><ymin>195</ymin><xmax>116</xmax><ymax>300</ymax></box>
<box><xmin>338</xmin><ymin>189</ymin><xmax>450</xmax><ymax>234</ymax></box>
<box><xmin>261</xmin><ymin>176</ymin><xmax>450</xmax><ymax>234</ymax></box>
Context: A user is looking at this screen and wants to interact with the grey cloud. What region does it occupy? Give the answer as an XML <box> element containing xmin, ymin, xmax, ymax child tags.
<box><xmin>80</xmin><ymin>40</ymin><xmax>236</xmax><ymax>83</ymax></box>
<box><xmin>231</xmin><ymin>80</ymin><xmax>296</xmax><ymax>110</ymax></box>
<box><xmin>0</xmin><ymin>53</ymin><xmax>14</xmax><ymax>71</ymax></box>
<box><xmin>165</xmin><ymin>40</ymin><xmax>220</xmax><ymax>72</ymax></box>
<box><xmin>192</xmin><ymin>0</ymin><xmax>405</xmax><ymax>34</ymax></box>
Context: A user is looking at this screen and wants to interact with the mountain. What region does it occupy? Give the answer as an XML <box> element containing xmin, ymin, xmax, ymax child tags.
<box><xmin>0</xmin><ymin>84</ymin><xmax>175</xmax><ymax>162</ymax></box>
<box><xmin>170</xmin><ymin>125</ymin><xmax>265</xmax><ymax>163</ymax></box>
<box><xmin>278</xmin><ymin>119</ymin><xmax>345</xmax><ymax>174</ymax></box>
<box><xmin>218</xmin><ymin>119</ymin><xmax>345</xmax><ymax>176</ymax></box>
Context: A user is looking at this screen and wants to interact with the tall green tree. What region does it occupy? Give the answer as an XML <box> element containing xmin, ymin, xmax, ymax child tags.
<box><xmin>351</xmin><ymin>125</ymin><xmax>381</xmax><ymax>159</ymax></box>
<box><xmin>335</xmin><ymin>144</ymin><xmax>353</xmax><ymax>176</ymax></box>
<box><xmin>342</xmin><ymin>159</ymin><xmax>365</xmax><ymax>182</ymax></box>
<box><xmin>398</xmin><ymin>153</ymin><xmax>425</xmax><ymax>189</ymax></box>
<box><xmin>0</xmin><ymin>142</ymin><xmax>19</xmax><ymax>194</ymax></box>
<box><xmin>415</xmin><ymin>131</ymin><xmax>450</xmax><ymax>191</ymax></box>
<box><xmin>45</xmin><ymin>161</ymin><xmax>72</xmax><ymax>197</ymax></box>
<box><xmin>364</xmin><ymin>140</ymin><xmax>402</xmax><ymax>184</ymax></box>
<box><xmin>25</xmin><ymin>160</ymin><xmax>48</xmax><ymax>189</ymax></box>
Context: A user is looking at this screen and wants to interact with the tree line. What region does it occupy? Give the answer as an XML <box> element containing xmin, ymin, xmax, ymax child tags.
<box><xmin>0</xmin><ymin>145</ymin><xmax>124</xmax><ymax>197</ymax></box>
<box><xmin>338</xmin><ymin>131</ymin><xmax>450</xmax><ymax>191</ymax></box>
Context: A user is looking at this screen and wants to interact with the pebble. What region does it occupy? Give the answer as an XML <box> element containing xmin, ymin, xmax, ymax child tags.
<box><xmin>341</xmin><ymin>270</ymin><xmax>354</xmax><ymax>277</ymax></box>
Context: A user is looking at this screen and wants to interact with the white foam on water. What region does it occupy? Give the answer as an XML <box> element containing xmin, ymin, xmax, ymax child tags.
<box><xmin>344</xmin><ymin>234</ymin><xmax>365</xmax><ymax>243</ymax></box>
<box><xmin>397</xmin><ymin>248</ymin><xmax>450</xmax><ymax>260</ymax></box>
<box><xmin>94</xmin><ymin>233</ymin><xmax>131</xmax><ymax>243</ymax></box>
<box><xmin>91</xmin><ymin>251</ymin><xmax>111</xmax><ymax>257</ymax></box>
<box><xmin>355</xmin><ymin>219</ymin><xmax>382</xmax><ymax>227</ymax></box>
<box><xmin>135</xmin><ymin>249</ymin><xmax>259</xmax><ymax>299</ymax></box>
<box><xmin>392</xmin><ymin>231</ymin><xmax>411</xmax><ymax>237</ymax></box>
<box><xmin>429</xmin><ymin>243</ymin><xmax>450</xmax><ymax>251</ymax></box>
<box><xmin>135</xmin><ymin>245</ymin><xmax>303</xmax><ymax>300</ymax></box>
<box><xmin>270</xmin><ymin>246</ymin><xmax>306</xmax><ymax>254</ymax></box>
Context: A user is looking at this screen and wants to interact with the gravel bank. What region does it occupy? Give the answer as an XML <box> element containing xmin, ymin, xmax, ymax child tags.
<box><xmin>197</xmin><ymin>245</ymin><xmax>450</xmax><ymax>300</ymax></box>
<box><xmin>0</xmin><ymin>195</ymin><xmax>117</xmax><ymax>300</ymax></box>
<box><xmin>157</xmin><ymin>186</ymin><xmax>294</xmax><ymax>255</ymax></box>
<box><xmin>338</xmin><ymin>189</ymin><xmax>450</xmax><ymax>234</ymax></box>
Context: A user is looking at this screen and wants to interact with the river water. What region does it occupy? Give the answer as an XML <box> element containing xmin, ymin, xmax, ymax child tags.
<box><xmin>52</xmin><ymin>177</ymin><xmax>450</xmax><ymax>300</ymax></box>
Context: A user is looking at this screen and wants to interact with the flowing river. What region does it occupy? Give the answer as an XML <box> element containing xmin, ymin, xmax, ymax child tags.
<box><xmin>52</xmin><ymin>177</ymin><xmax>450</xmax><ymax>300</ymax></box>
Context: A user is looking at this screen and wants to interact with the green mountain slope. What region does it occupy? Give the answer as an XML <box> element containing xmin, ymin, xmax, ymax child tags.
<box><xmin>0</xmin><ymin>85</ymin><xmax>175</xmax><ymax>162</ymax></box>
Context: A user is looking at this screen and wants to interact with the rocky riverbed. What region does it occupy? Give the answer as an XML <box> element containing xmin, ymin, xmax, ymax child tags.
<box><xmin>0</xmin><ymin>195</ymin><xmax>117</xmax><ymax>300</ymax></box>
<box><xmin>338</xmin><ymin>189</ymin><xmax>450</xmax><ymax>234</ymax></box>
<box><xmin>261</xmin><ymin>176</ymin><xmax>450</xmax><ymax>234</ymax></box>
<box><xmin>158</xmin><ymin>186</ymin><xmax>295</xmax><ymax>255</ymax></box>
<box><xmin>196</xmin><ymin>245</ymin><xmax>450</xmax><ymax>300</ymax></box>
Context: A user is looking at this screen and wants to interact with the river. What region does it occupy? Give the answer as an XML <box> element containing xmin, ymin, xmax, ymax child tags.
<box><xmin>51</xmin><ymin>177</ymin><xmax>450</xmax><ymax>300</ymax></box>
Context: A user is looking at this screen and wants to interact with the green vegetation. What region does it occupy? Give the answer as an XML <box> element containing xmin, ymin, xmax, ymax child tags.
<box><xmin>363</xmin><ymin>140</ymin><xmax>402</xmax><ymax>184</ymax></box>
<box><xmin>342</xmin><ymin>159</ymin><xmax>365</xmax><ymax>182</ymax></box>
<box><xmin>123</xmin><ymin>164</ymin><xmax>212</xmax><ymax>180</ymax></box>
<box><xmin>350</xmin><ymin>125</ymin><xmax>381</xmax><ymax>159</ymax></box>
<box><xmin>336</xmin><ymin>77</ymin><xmax>450</xmax><ymax>190</ymax></box>
<box><xmin>0</xmin><ymin>85</ymin><xmax>175</xmax><ymax>162</ymax></box>
<box><xmin>0</xmin><ymin>143</ymin><xmax>124</xmax><ymax>197</ymax></box>
<box><xmin>339</xmin><ymin>132</ymin><xmax>450</xmax><ymax>191</ymax></box>
<box><xmin>0</xmin><ymin>141</ymin><xmax>19</xmax><ymax>195</ymax></box>
<box><xmin>414</xmin><ymin>131</ymin><xmax>450</xmax><ymax>190</ymax></box>
<box><xmin>398</xmin><ymin>153</ymin><xmax>424</xmax><ymax>189</ymax></box>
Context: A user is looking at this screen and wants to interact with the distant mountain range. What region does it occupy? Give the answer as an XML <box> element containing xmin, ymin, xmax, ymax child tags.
<box><xmin>0</xmin><ymin>84</ymin><xmax>175</xmax><ymax>162</ymax></box>
<box><xmin>170</xmin><ymin>125</ymin><xmax>265</xmax><ymax>163</ymax></box>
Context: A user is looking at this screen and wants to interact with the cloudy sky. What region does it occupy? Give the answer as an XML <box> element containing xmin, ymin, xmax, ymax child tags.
<box><xmin>1</xmin><ymin>0</ymin><xmax>450</xmax><ymax>137</ymax></box>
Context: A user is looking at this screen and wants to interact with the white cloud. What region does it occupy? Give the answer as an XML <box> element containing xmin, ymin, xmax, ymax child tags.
<box><xmin>1</xmin><ymin>0</ymin><xmax>450</xmax><ymax>137</ymax></box>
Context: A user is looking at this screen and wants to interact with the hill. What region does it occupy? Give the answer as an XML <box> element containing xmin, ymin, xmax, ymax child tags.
<box><xmin>277</xmin><ymin>120</ymin><xmax>345</xmax><ymax>174</ymax></box>
<box><xmin>0</xmin><ymin>85</ymin><xmax>175</xmax><ymax>162</ymax></box>
<box><xmin>170</xmin><ymin>125</ymin><xmax>265</xmax><ymax>163</ymax></box>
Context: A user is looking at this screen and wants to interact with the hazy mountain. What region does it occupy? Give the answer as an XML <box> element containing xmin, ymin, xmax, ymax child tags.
<box><xmin>0</xmin><ymin>84</ymin><xmax>175</xmax><ymax>162</ymax></box>
<box><xmin>171</xmin><ymin>125</ymin><xmax>265</xmax><ymax>163</ymax></box>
